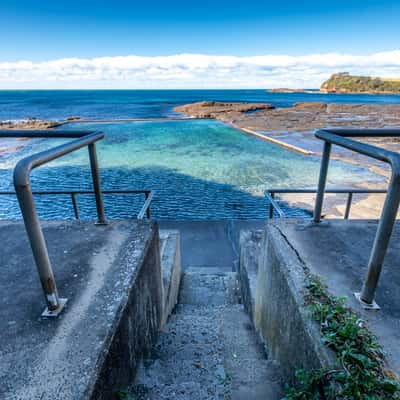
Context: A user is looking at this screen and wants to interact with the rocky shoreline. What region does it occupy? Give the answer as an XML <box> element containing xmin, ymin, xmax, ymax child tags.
<box><xmin>174</xmin><ymin>101</ymin><xmax>400</xmax><ymax>132</ymax></box>
<box><xmin>175</xmin><ymin>101</ymin><xmax>400</xmax><ymax>218</ymax></box>
<box><xmin>174</xmin><ymin>100</ymin><xmax>400</xmax><ymax>166</ymax></box>
<box><xmin>0</xmin><ymin>119</ymin><xmax>66</xmax><ymax>157</ymax></box>
<box><xmin>0</xmin><ymin>119</ymin><xmax>63</xmax><ymax>130</ymax></box>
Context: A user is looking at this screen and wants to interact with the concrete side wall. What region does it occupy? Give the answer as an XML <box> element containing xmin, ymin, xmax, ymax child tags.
<box><xmin>253</xmin><ymin>225</ymin><xmax>336</xmax><ymax>383</ymax></box>
<box><xmin>160</xmin><ymin>230</ymin><xmax>182</xmax><ymax>327</ymax></box>
<box><xmin>238</xmin><ymin>230</ymin><xmax>263</xmax><ymax>322</ymax></box>
<box><xmin>91</xmin><ymin>227</ymin><xmax>163</xmax><ymax>400</ymax></box>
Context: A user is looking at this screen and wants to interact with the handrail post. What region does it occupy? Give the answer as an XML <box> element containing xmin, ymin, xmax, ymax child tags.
<box><xmin>269</xmin><ymin>192</ymin><xmax>275</xmax><ymax>219</ymax></box>
<box><xmin>313</xmin><ymin>141</ymin><xmax>331</xmax><ymax>222</ymax></box>
<box><xmin>71</xmin><ymin>193</ymin><xmax>80</xmax><ymax>220</ymax></box>
<box><xmin>358</xmin><ymin>174</ymin><xmax>400</xmax><ymax>305</ymax></box>
<box><xmin>145</xmin><ymin>192</ymin><xmax>151</xmax><ymax>219</ymax></box>
<box><xmin>14</xmin><ymin>182</ymin><xmax>67</xmax><ymax>317</ymax></box>
<box><xmin>344</xmin><ymin>192</ymin><xmax>353</xmax><ymax>219</ymax></box>
<box><xmin>313</xmin><ymin>128</ymin><xmax>400</xmax><ymax>309</ymax></box>
<box><xmin>88</xmin><ymin>143</ymin><xmax>107</xmax><ymax>225</ymax></box>
<box><xmin>264</xmin><ymin>191</ymin><xmax>285</xmax><ymax>218</ymax></box>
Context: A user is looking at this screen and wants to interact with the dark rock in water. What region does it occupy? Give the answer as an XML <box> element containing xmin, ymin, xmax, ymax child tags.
<box><xmin>268</xmin><ymin>88</ymin><xmax>306</xmax><ymax>93</ymax></box>
<box><xmin>326</xmin><ymin>103</ymin><xmax>400</xmax><ymax>114</ymax></box>
<box><xmin>293</xmin><ymin>102</ymin><xmax>327</xmax><ymax>112</ymax></box>
<box><xmin>174</xmin><ymin>101</ymin><xmax>275</xmax><ymax>120</ymax></box>
<box><xmin>0</xmin><ymin>119</ymin><xmax>62</xmax><ymax>129</ymax></box>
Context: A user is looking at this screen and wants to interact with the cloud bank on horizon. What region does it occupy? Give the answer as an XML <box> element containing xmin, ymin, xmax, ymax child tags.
<box><xmin>1</xmin><ymin>51</ymin><xmax>400</xmax><ymax>89</ymax></box>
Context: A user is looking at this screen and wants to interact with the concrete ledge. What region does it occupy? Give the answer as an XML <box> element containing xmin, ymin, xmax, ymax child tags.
<box><xmin>271</xmin><ymin>219</ymin><xmax>400</xmax><ymax>376</ymax></box>
<box><xmin>0</xmin><ymin>220</ymin><xmax>163</xmax><ymax>400</ymax></box>
<box><xmin>159</xmin><ymin>230</ymin><xmax>182</xmax><ymax>326</ymax></box>
<box><xmin>236</xmin><ymin>126</ymin><xmax>314</xmax><ymax>155</ymax></box>
<box><xmin>239</xmin><ymin>219</ymin><xmax>400</xmax><ymax>383</ymax></box>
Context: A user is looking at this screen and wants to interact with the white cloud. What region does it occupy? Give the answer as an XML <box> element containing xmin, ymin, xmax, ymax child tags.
<box><xmin>0</xmin><ymin>51</ymin><xmax>400</xmax><ymax>89</ymax></box>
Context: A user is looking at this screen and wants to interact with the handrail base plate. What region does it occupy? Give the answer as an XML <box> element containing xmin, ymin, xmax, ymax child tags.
<box><xmin>41</xmin><ymin>298</ymin><xmax>68</xmax><ymax>318</ymax></box>
<box><xmin>95</xmin><ymin>221</ymin><xmax>109</xmax><ymax>226</ymax></box>
<box><xmin>354</xmin><ymin>292</ymin><xmax>380</xmax><ymax>311</ymax></box>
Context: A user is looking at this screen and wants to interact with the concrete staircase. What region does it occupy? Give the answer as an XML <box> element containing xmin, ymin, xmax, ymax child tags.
<box><xmin>130</xmin><ymin>268</ymin><xmax>283</xmax><ymax>399</ymax></box>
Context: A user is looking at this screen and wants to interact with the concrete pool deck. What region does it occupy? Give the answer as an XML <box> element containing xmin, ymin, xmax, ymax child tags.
<box><xmin>0</xmin><ymin>220</ymin><xmax>166</xmax><ymax>400</ymax></box>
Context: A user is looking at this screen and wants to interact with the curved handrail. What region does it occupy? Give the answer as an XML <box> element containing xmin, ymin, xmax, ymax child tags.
<box><xmin>0</xmin><ymin>189</ymin><xmax>154</xmax><ymax>220</ymax></box>
<box><xmin>265</xmin><ymin>188</ymin><xmax>387</xmax><ymax>219</ymax></box>
<box><xmin>313</xmin><ymin>128</ymin><xmax>400</xmax><ymax>308</ymax></box>
<box><xmin>13</xmin><ymin>132</ymin><xmax>104</xmax><ymax>186</ymax></box>
<box><xmin>1</xmin><ymin>129</ymin><xmax>106</xmax><ymax>317</ymax></box>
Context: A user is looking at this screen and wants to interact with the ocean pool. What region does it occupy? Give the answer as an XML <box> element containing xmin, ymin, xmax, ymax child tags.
<box><xmin>0</xmin><ymin>120</ymin><xmax>380</xmax><ymax>220</ymax></box>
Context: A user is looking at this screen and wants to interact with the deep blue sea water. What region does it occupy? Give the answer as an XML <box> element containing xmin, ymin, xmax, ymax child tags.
<box><xmin>1</xmin><ymin>89</ymin><xmax>400</xmax><ymax>121</ymax></box>
<box><xmin>0</xmin><ymin>90</ymin><xmax>395</xmax><ymax>219</ymax></box>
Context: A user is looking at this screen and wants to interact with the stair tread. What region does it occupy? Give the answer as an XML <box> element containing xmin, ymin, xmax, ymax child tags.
<box><xmin>130</xmin><ymin>381</ymin><xmax>226</xmax><ymax>400</ymax></box>
<box><xmin>130</xmin><ymin>271</ymin><xmax>284</xmax><ymax>400</ymax></box>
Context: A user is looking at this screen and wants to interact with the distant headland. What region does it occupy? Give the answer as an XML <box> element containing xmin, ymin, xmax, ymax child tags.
<box><xmin>265</xmin><ymin>73</ymin><xmax>400</xmax><ymax>94</ymax></box>
<box><xmin>267</xmin><ymin>88</ymin><xmax>310</xmax><ymax>93</ymax></box>
<box><xmin>320</xmin><ymin>72</ymin><xmax>400</xmax><ymax>94</ymax></box>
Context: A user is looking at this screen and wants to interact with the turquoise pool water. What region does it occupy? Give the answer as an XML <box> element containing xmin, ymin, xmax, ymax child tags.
<box><xmin>0</xmin><ymin>120</ymin><xmax>379</xmax><ymax>220</ymax></box>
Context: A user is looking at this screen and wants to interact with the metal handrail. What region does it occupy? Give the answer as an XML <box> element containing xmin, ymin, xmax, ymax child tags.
<box><xmin>138</xmin><ymin>190</ymin><xmax>154</xmax><ymax>220</ymax></box>
<box><xmin>313</xmin><ymin>128</ymin><xmax>400</xmax><ymax>308</ymax></box>
<box><xmin>0</xmin><ymin>129</ymin><xmax>111</xmax><ymax>138</ymax></box>
<box><xmin>265</xmin><ymin>191</ymin><xmax>285</xmax><ymax>218</ymax></box>
<box><xmin>0</xmin><ymin>130</ymin><xmax>106</xmax><ymax>317</ymax></box>
<box><xmin>0</xmin><ymin>189</ymin><xmax>154</xmax><ymax>220</ymax></box>
<box><xmin>265</xmin><ymin>188</ymin><xmax>387</xmax><ymax>219</ymax></box>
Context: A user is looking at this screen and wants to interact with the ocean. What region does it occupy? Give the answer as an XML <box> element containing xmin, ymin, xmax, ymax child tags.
<box><xmin>0</xmin><ymin>90</ymin><xmax>397</xmax><ymax>220</ymax></box>
<box><xmin>1</xmin><ymin>89</ymin><xmax>400</xmax><ymax>121</ymax></box>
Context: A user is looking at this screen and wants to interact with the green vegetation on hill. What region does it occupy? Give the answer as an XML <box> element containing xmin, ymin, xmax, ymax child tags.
<box><xmin>321</xmin><ymin>73</ymin><xmax>400</xmax><ymax>94</ymax></box>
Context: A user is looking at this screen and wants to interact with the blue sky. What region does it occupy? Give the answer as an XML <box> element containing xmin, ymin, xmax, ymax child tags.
<box><xmin>0</xmin><ymin>0</ymin><xmax>400</xmax><ymax>88</ymax></box>
<box><xmin>1</xmin><ymin>0</ymin><xmax>400</xmax><ymax>59</ymax></box>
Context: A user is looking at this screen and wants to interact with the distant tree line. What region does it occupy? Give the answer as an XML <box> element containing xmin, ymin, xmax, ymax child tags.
<box><xmin>320</xmin><ymin>73</ymin><xmax>400</xmax><ymax>93</ymax></box>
